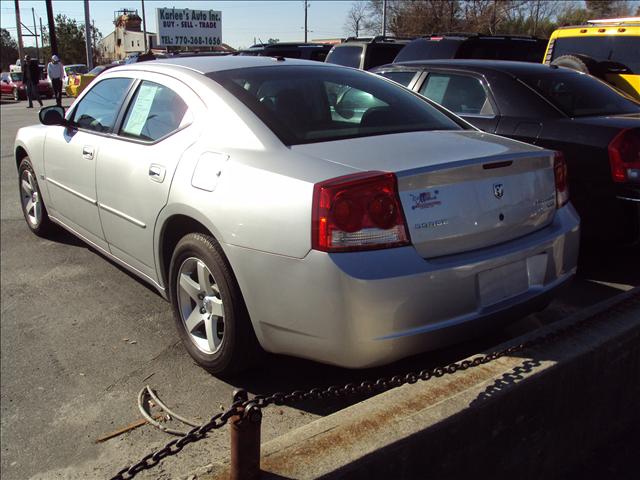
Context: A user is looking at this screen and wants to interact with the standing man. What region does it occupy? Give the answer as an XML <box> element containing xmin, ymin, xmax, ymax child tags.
<box><xmin>47</xmin><ymin>55</ymin><xmax>65</xmax><ymax>106</ymax></box>
<box><xmin>23</xmin><ymin>55</ymin><xmax>43</xmax><ymax>109</ymax></box>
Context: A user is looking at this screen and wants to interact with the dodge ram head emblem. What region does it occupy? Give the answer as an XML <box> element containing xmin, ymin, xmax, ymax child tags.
<box><xmin>493</xmin><ymin>183</ymin><xmax>504</xmax><ymax>199</ymax></box>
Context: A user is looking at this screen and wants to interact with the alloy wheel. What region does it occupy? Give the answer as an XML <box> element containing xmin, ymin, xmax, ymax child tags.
<box><xmin>176</xmin><ymin>257</ymin><xmax>225</xmax><ymax>354</ymax></box>
<box><xmin>20</xmin><ymin>170</ymin><xmax>41</xmax><ymax>227</ymax></box>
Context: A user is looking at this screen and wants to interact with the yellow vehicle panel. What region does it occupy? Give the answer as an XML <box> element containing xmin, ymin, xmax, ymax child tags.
<box><xmin>66</xmin><ymin>74</ymin><xmax>98</xmax><ymax>98</ymax></box>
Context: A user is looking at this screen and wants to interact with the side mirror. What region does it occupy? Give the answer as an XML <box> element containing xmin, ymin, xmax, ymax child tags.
<box><xmin>39</xmin><ymin>105</ymin><xmax>66</xmax><ymax>126</ymax></box>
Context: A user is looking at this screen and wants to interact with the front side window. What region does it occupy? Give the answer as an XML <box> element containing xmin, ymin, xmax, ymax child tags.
<box><xmin>71</xmin><ymin>77</ymin><xmax>133</xmax><ymax>132</ymax></box>
<box><xmin>209</xmin><ymin>65</ymin><xmax>462</xmax><ymax>145</ymax></box>
<box><xmin>419</xmin><ymin>72</ymin><xmax>495</xmax><ymax>116</ymax></box>
<box><xmin>325</xmin><ymin>46</ymin><xmax>363</xmax><ymax>69</ymax></box>
<box><xmin>120</xmin><ymin>81</ymin><xmax>190</xmax><ymax>141</ymax></box>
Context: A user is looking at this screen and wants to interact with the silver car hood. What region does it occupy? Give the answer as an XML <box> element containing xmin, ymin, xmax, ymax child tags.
<box><xmin>291</xmin><ymin>130</ymin><xmax>541</xmax><ymax>173</ymax></box>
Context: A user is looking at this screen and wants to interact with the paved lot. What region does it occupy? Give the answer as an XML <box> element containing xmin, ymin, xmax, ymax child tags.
<box><xmin>1</xmin><ymin>98</ymin><xmax>638</xmax><ymax>480</ymax></box>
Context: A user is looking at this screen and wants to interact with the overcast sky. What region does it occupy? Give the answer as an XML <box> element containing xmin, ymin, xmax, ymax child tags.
<box><xmin>0</xmin><ymin>0</ymin><xmax>355</xmax><ymax>49</ymax></box>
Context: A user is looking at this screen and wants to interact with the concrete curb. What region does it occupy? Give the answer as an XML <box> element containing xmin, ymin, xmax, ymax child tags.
<box><xmin>203</xmin><ymin>287</ymin><xmax>640</xmax><ymax>480</ymax></box>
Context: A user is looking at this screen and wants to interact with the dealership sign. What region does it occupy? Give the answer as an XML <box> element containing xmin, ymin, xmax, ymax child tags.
<box><xmin>156</xmin><ymin>8</ymin><xmax>222</xmax><ymax>47</ymax></box>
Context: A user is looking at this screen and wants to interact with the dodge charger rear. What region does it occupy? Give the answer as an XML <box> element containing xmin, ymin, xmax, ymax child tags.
<box><xmin>15</xmin><ymin>58</ymin><xmax>579</xmax><ymax>374</ymax></box>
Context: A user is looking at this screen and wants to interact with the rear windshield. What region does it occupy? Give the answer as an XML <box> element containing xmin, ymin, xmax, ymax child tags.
<box><xmin>551</xmin><ymin>36</ymin><xmax>640</xmax><ymax>73</ymax></box>
<box><xmin>395</xmin><ymin>38</ymin><xmax>462</xmax><ymax>62</ymax></box>
<box><xmin>208</xmin><ymin>65</ymin><xmax>462</xmax><ymax>145</ymax></box>
<box><xmin>519</xmin><ymin>70</ymin><xmax>640</xmax><ymax>117</ymax></box>
<box><xmin>364</xmin><ymin>44</ymin><xmax>407</xmax><ymax>70</ymax></box>
<box><xmin>325</xmin><ymin>46</ymin><xmax>363</xmax><ymax>68</ymax></box>
<box><xmin>457</xmin><ymin>38</ymin><xmax>546</xmax><ymax>62</ymax></box>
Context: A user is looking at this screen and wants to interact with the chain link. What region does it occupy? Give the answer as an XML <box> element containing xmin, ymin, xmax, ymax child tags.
<box><xmin>111</xmin><ymin>294</ymin><xmax>635</xmax><ymax>479</ymax></box>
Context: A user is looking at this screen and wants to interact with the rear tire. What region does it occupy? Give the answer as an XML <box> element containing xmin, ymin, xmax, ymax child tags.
<box><xmin>169</xmin><ymin>233</ymin><xmax>262</xmax><ymax>376</ymax></box>
<box><xmin>551</xmin><ymin>54</ymin><xmax>602</xmax><ymax>77</ymax></box>
<box><xmin>18</xmin><ymin>157</ymin><xmax>54</xmax><ymax>237</ymax></box>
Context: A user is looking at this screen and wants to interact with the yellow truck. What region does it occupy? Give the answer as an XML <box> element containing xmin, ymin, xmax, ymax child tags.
<box><xmin>543</xmin><ymin>18</ymin><xmax>640</xmax><ymax>100</ymax></box>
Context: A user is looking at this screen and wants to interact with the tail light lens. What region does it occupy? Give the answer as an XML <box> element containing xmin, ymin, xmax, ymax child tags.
<box><xmin>554</xmin><ymin>151</ymin><xmax>569</xmax><ymax>208</ymax></box>
<box><xmin>609</xmin><ymin>128</ymin><xmax>640</xmax><ymax>183</ymax></box>
<box><xmin>312</xmin><ymin>172</ymin><xmax>410</xmax><ymax>252</ymax></box>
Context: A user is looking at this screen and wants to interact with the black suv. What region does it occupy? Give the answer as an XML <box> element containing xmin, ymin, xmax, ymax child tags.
<box><xmin>325</xmin><ymin>36</ymin><xmax>413</xmax><ymax>70</ymax></box>
<box><xmin>235</xmin><ymin>43</ymin><xmax>332</xmax><ymax>62</ymax></box>
<box><xmin>394</xmin><ymin>33</ymin><xmax>547</xmax><ymax>63</ymax></box>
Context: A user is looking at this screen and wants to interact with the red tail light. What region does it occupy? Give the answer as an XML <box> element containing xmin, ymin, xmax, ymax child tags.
<box><xmin>554</xmin><ymin>151</ymin><xmax>569</xmax><ymax>208</ymax></box>
<box><xmin>609</xmin><ymin>128</ymin><xmax>640</xmax><ymax>183</ymax></box>
<box><xmin>312</xmin><ymin>172</ymin><xmax>410</xmax><ymax>252</ymax></box>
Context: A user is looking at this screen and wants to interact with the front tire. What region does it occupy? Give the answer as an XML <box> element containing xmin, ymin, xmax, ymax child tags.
<box><xmin>169</xmin><ymin>233</ymin><xmax>261</xmax><ymax>376</ymax></box>
<box><xmin>19</xmin><ymin>157</ymin><xmax>53</xmax><ymax>236</ymax></box>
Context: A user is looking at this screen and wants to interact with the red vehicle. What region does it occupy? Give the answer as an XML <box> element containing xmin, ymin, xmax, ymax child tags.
<box><xmin>1</xmin><ymin>71</ymin><xmax>53</xmax><ymax>101</ymax></box>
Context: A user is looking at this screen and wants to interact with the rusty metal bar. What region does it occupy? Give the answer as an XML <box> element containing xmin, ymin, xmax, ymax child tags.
<box><xmin>230</xmin><ymin>390</ymin><xmax>262</xmax><ymax>480</ymax></box>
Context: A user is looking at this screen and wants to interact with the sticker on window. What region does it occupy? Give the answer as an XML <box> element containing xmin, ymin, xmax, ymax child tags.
<box><xmin>122</xmin><ymin>84</ymin><xmax>159</xmax><ymax>136</ymax></box>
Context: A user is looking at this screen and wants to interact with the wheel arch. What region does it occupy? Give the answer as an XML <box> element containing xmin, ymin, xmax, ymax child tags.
<box><xmin>15</xmin><ymin>145</ymin><xmax>28</xmax><ymax>170</ymax></box>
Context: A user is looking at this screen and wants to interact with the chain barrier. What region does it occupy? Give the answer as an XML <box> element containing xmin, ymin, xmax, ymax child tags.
<box><xmin>111</xmin><ymin>293</ymin><xmax>637</xmax><ymax>479</ymax></box>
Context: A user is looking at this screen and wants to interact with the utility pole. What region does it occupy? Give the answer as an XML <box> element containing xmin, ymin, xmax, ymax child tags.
<box><xmin>46</xmin><ymin>0</ymin><xmax>58</xmax><ymax>56</ymax></box>
<box><xmin>83</xmin><ymin>0</ymin><xmax>93</xmax><ymax>68</ymax></box>
<box><xmin>141</xmin><ymin>0</ymin><xmax>148</xmax><ymax>51</ymax></box>
<box><xmin>304</xmin><ymin>1</ymin><xmax>308</xmax><ymax>43</ymax></box>
<box><xmin>40</xmin><ymin>17</ymin><xmax>45</xmax><ymax>48</ymax></box>
<box><xmin>32</xmin><ymin>8</ymin><xmax>40</xmax><ymax>62</ymax></box>
<box><xmin>14</xmin><ymin>0</ymin><xmax>24</xmax><ymax>66</ymax></box>
<box><xmin>382</xmin><ymin>0</ymin><xmax>387</xmax><ymax>37</ymax></box>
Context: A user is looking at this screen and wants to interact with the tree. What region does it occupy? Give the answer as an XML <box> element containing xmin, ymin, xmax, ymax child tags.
<box><xmin>40</xmin><ymin>14</ymin><xmax>102</xmax><ymax>65</ymax></box>
<box><xmin>1</xmin><ymin>28</ymin><xmax>18</xmax><ymax>71</ymax></box>
<box><xmin>585</xmin><ymin>0</ymin><xmax>633</xmax><ymax>18</ymax></box>
<box><xmin>344</xmin><ymin>1</ymin><xmax>369</xmax><ymax>37</ymax></box>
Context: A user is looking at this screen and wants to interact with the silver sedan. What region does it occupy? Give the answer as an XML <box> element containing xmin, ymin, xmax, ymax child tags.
<box><xmin>14</xmin><ymin>56</ymin><xmax>580</xmax><ymax>375</ymax></box>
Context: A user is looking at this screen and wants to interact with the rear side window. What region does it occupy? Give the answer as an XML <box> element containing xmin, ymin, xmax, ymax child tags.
<box><xmin>551</xmin><ymin>36</ymin><xmax>640</xmax><ymax>73</ymax></box>
<box><xmin>310</xmin><ymin>49</ymin><xmax>329</xmax><ymax>62</ymax></box>
<box><xmin>364</xmin><ymin>44</ymin><xmax>406</xmax><ymax>70</ymax></box>
<box><xmin>120</xmin><ymin>80</ymin><xmax>190</xmax><ymax>141</ymax></box>
<box><xmin>377</xmin><ymin>70</ymin><xmax>418</xmax><ymax>87</ymax></box>
<box><xmin>325</xmin><ymin>46</ymin><xmax>363</xmax><ymax>68</ymax></box>
<box><xmin>71</xmin><ymin>77</ymin><xmax>133</xmax><ymax>132</ymax></box>
<box><xmin>419</xmin><ymin>73</ymin><xmax>495</xmax><ymax>116</ymax></box>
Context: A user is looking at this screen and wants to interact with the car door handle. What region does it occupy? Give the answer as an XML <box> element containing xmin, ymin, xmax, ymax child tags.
<box><xmin>82</xmin><ymin>146</ymin><xmax>94</xmax><ymax>160</ymax></box>
<box><xmin>148</xmin><ymin>164</ymin><xmax>166</xmax><ymax>183</ymax></box>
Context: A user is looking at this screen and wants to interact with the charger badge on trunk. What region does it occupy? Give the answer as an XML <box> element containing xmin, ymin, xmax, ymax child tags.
<box><xmin>493</xmin><ymin>183</ymin><xmax>504</xmax><ymax>199</ymax></box>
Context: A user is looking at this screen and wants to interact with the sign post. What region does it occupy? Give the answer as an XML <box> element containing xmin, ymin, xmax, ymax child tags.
<box><xmin>156</xmin><ymin>8</ymin><xmax>222</xmax><ymax>48</ymax></box>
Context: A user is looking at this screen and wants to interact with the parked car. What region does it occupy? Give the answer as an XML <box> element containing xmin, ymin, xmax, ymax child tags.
<box><xmin>325</xmin><ymin>36</ymin><xmax>412</xmax><ymax>70</ymax></box>
<box><xmin>236</xmin><ymin>42</ymin><xmax>332</xmax><ymax>61</ymax></box>
<box><xmin>543</xmin><ymin>18</ymin><xmax>640</xmax><ymax>100</ymax></box>
<box><xmin>66</xmin><ymin>64</ymin><xmax>118</xmax><ymax>97</ymax></box>
<box><xmin>62</xmin><ymin>64</ymin><xmax>88</xmax><ymax>93</ymax></box>
<box><xmin>15</xmin><ymin>57</ymin><xmax>579</xmax><ymax>375</ymax></box>
<box><xmin>1</xmin><ymin>71</ymin><xmax>53</xmax><ymax>101</ymax></box>
<box><xmin>394</xmin><ymin>33</ymin><xmax>547</xmax><ymax>64</ymax></box>
<box><xmin>373</xmin><ymin>59</ymin><xmax>640</xmax><ymax>243</ymax></box>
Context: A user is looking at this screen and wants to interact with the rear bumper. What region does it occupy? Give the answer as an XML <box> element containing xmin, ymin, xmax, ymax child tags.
<box><xmin>226</xmin><ymin>204</ymin><xmax>580</xmax><ymax>368</ymax></box>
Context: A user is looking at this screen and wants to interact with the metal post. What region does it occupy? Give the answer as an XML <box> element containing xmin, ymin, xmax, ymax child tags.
<box><xmin>141</xmin><ymin>0</ymin><xmax>148</xmax><ymax>51</ymax></box>
<box><xmin>46</xmin><ymin>0</ymin><xmax>58</xmax><ymax>56</ymax></box>
<box><xmin>14</xmin><ymin>0</ymin><xmax>24</xmax><ymax>66</ymax></box>
<box><xmin>39</xmin><ymin>17</ymin><xmax>44</xmax><ymax>48</ymax></box>
<box><xmin>382</xmin><ymin>0</ymin><xmax>387</xmax><ymax>37</ymax></box>
<box><xmin>304</xmin><ymin>1</ymin><xmax>308</xmax><ymax>43</ymax></box>
<box><xmin>83</xmin><ymin>0</ymin><xmax>93</xmax><ymax>69</ymax></box>
<box><xmin>32</xmin><ymin>8</ymin><xmax>39</xmax><ymax>62</ymax></box>
<box><xmin>229</xmin><ymin>390</ymin><xmax>262</xmax><ymax>480</ymax></box>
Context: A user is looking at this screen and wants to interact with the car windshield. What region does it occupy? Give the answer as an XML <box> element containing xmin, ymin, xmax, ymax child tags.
<box><xmin>66</xmin><ymin>65</ymin><xmax>88</xmax><ymax>75</ymax></box>
<box><xmin>10</xmin><ymin>72</ymin><xmax>22</xmax><ymax>81</ymax></box>
<box><xmin>208</xmin><ymin>65</ymin><xmax>462</xmax><ymax>145</ymax></box>
<box><xmin>88</xmin><ymin>66</ymin><xmax>106</xmax><ymax>75</ymax></box>
<box><xmin>519</xmin><ymin>70</ymin><xmax>640</xmax><ymax>117</ymax></box>
<box><xmin>325</xmin><ymin>46</ymin><xmax>363</xmax><ymax>68</ymax></box>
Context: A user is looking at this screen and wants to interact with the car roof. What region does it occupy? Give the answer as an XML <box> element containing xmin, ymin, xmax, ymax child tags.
<box><xmin>378</xmin><ymin>59</ymin><xmax>568</xmax><ymax>76</ymax></box>
<box><xmin>119</xmin><ymin>55</ymin><xmax>331</xmax><ymax>75</ymax></box>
